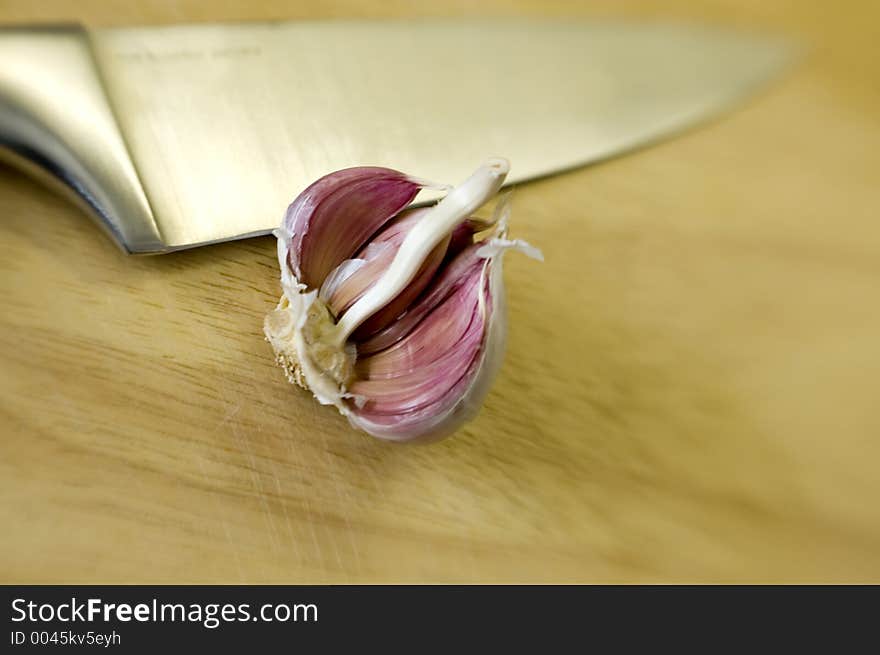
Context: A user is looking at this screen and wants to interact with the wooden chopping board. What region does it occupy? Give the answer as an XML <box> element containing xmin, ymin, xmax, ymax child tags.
<box><xmin>2</xmin><ymin>0</ymin><xmax>879</xmax><ymax>583</ymax></box>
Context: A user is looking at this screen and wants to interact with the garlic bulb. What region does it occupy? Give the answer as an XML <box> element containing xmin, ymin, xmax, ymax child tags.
<box><xmin>264</xmin><ymin>158</ymin><xmax>541</xmax><ymax>442</ymax></box>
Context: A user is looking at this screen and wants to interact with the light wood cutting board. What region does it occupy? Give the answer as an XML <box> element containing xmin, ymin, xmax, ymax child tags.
<box><xmin>1</xmin><ymin>0</ymin><xmax>879</xmax><ymax>582</ymax></box>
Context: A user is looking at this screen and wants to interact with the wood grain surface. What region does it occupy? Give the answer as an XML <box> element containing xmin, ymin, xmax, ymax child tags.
<box><xmin>1</xmin><ymin>0</ymin><xmax>879</xmax><ymax>583</ymax></box>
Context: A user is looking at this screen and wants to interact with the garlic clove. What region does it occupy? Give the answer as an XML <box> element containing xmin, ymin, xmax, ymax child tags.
<box><xmin>345</xmin><ymin>206</ymin><xmax>540</xmax><ymax>442</ymax></box>
<box><xmin>284</xmin><ymin>167</ymin><xmax>426</xmax><ymax>287</ymax></box>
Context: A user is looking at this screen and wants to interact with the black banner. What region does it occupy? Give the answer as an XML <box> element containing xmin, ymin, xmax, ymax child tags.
<box><xmin>1</xmin><ymin>586</ymin><xmax>873</xmax><ymax>650</ymax></box>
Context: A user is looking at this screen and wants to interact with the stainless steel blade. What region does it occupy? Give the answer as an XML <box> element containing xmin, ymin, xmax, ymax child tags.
<box><xmin>0</xmin><ymin>19</ymin><xmax>792</xmax><ymax>253</ymax></box>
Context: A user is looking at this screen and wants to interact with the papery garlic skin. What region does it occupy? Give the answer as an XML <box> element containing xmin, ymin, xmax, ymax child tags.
<box><xmin>264</xmin><ymin>159</ymin><xmax>541</xmax><ymax>442</ymax></box>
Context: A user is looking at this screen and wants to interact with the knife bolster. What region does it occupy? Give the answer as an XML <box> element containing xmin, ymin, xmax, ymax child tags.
<box><xmin>0</xmin><ymin>24</ymin><xmax>165</xmax><ymax>253</ymax></box>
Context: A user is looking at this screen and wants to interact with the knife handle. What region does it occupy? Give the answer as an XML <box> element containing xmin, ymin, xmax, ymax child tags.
<box><xmin>0</xmin><ymin>24</ymin><xmax>164</xmax><ymax>253</ymax></box>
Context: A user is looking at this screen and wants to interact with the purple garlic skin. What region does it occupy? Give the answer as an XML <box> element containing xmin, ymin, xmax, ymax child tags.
<box><xmin>264</xmin><ymin>158</ymin><xmax>541</xmax><ymax>442</ymax></box>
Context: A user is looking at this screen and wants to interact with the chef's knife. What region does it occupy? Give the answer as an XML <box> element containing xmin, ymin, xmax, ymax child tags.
<box><xmin>0</xmin><ymin>19</ymin><xmax>791</xmax><ymax>253</ymax></box>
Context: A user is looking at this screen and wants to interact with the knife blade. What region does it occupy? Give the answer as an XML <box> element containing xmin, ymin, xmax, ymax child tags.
<box><xmin>0</xmin><ymin>19</ymin><xmax>792</xmax><ymax>253</ymax></box>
